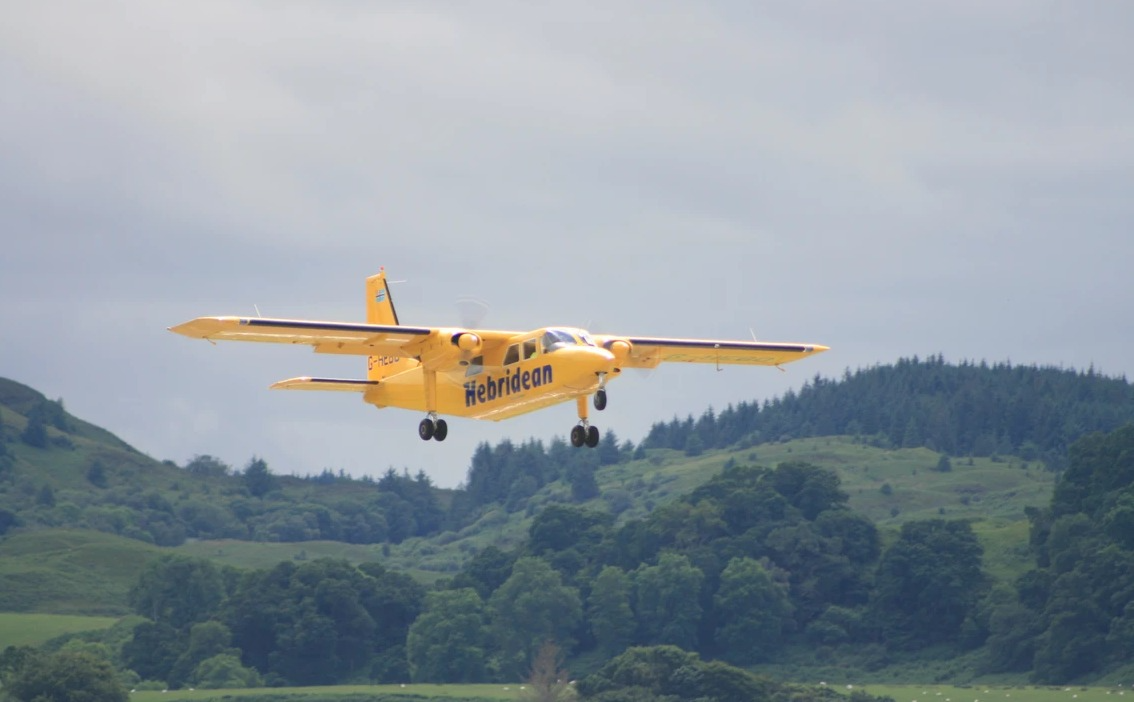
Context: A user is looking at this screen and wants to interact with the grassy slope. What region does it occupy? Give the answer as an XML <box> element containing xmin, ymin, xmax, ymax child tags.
<box><xmin>0</xmin><ymin>529</ymin><xmax>161</xmax><ymax>614</ymax></box>
<box><xmin>0</xmin><ymin>437</ymin><xmax>1053</xmax><ymax>615</ymax></box>
<box><xmin>176</xmin><ymin>437</ymin><xmax>1053</xmax><ymax>585</ymax></box>
<box><xmin>356</xmin><ymin>437</ymin><xmax>1054</xmax><ymax>585</ymax></box>
<box><xmin>131</xmin><ymin>685</ymin><xmax>524</xmax><ymax>702</ymax></box>
<box><xmin>0</xmin><ymin>612</ymin><xmax>122</xmax><ymax>648</ymax></box>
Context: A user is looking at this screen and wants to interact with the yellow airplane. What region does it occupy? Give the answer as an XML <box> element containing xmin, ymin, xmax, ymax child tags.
<box><xmin>170</xmin><ymin>268</ymin><xmax>829</xmax><ymax>448</ymax></box>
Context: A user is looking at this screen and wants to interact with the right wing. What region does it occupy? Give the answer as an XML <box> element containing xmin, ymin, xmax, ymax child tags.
<box><xmin>594</xmin><ymin>334</ymin><xmax>829</xmax><ymax>369</ymax></box>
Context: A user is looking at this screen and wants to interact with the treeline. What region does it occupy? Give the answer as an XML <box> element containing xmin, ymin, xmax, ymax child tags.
<box><xmin>0</xmin><ymin>431</ymin><xmax>447</xmax><ymax>546</ymax></box>
<box><xmin>22</xmin><ymin>418</ymin><xmax>1134</xmax><ymax>690</ymax></box>
<box><xmin>47</xmin><ymin>460</ymin><xmax>986</xmax><ymax>690</ymax></box>
<box><xmin>641</xmin><ymin>356</ymin><xmax>1134</xmax><ymax>465</ymax></box>
<box><xmin>988</xmin><ymin>423</ymin><xmax>1134</xmax><ymax>682</ymax></box>
<box><xmin>6</xmin><ymin>359</ymin><xmax>1133</xmax><ymax>552</ymax></box>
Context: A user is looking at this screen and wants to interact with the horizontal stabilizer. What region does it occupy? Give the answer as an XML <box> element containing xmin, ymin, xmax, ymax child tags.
<box><xmin>270</xmin><ymin>377</ymin><xmax>378</xmax><ymax>392</ymax></box>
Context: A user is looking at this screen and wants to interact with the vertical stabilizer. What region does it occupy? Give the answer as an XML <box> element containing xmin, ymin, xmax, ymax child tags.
<box><xmin>366</xmin><ymin>268</ymin><xmax>400</xmax><ymax>325</ymax></box>
<box><xmin>365</xmin><ymin>268</ymin><xmax>418</xmax><ymax>381</ymax></box>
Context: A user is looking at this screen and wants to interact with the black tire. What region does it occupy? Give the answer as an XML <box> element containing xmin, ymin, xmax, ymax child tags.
<box><xmin>433</xmin><ymin>419</ymin><xmax>448</xmax><ymax>442</ymax></box>
<box><xmin>585</xmin><ymin>425</ymin><xmax>600</xmax><ymax>448</ymax></box>
<box><xmin>594</xmin><ymin>389</ymin><xmax>607</xmax><ymax>411</ymax></box>
<box><xmin>570</xmin><ymin>425</ymin><xmax>586</xmax><ymax>447</ymax></box>
<box><xmin>418</xmin><ymin>418</ymin><xmax>435</xmax><ymax>441</ymax></box>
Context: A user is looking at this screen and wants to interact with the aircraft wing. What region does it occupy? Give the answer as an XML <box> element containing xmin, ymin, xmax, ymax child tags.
<box><xmin>597</xmin><ymin>335</ymin><xmax>829</xmax><ymax>369</ymax></box>
<box><xmin>270</xmin><ymin>377</ymin><xmax>379</xmax><ymax>392</ymax></box>
<box><xmin>168</xmin><ymin>316</ymin><xmax>434</xmax><ymax>357</ymax></box>
<box><xmin>169</xmin><ymin>316</ymin><xmax>523</xmax><ymax>361</ymax></box>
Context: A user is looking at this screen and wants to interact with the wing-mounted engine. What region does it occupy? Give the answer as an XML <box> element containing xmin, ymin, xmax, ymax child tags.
<box><xmin>451</xmin><ymin>331</ymin><xmax>483</xmax><ymax>363</ymax></box>
<box><xmin>596</xmin><ymin>336</ymin><xmax>638</xmax><ymax>369</ymax></box>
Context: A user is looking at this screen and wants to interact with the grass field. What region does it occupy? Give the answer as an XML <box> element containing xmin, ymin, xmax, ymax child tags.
<box><xmin>125</xmin><ymin>683</ymin><xmax>1134</xmax><ymax>702</ymax></box>
<box><xmin>130</xmin><ymin>684</ymin><xmax>527</xmax><ymax>701</ymax></box>
<box><xmin>860</xmin><ymin>684</ymin><xmax>1130</xmax><ymax>702</ymax></box>
<box><xmin>0</xmin><ymin>529</ymin><xmax>161</xmax><ymax>614</ymax></box>
<box><xmin>0</xmin><ymin>612</ymin><xmax>120</xmax><ymax>648</ymax></box>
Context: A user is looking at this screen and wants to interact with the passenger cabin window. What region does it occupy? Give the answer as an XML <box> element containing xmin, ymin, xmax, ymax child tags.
<box><xmin>504</xmin><ymin>344</ymin><xmax>520</xmax><ymax>365</ymax></box>
<box><xmin>523</xmin><ymin>339</ymin><xmax>538</xmax><ymax>360</ymax></box>
<box><xmin>465</xmin><ymin>355</ymin><xmax>484</xmax><ymax>377</ymax></box>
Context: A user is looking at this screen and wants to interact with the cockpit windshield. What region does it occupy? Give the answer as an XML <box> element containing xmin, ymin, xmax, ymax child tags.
<box><xmin>541</xmin><ymin>328</ymin><xmax>596</xmax><ymax>353</ymax></box>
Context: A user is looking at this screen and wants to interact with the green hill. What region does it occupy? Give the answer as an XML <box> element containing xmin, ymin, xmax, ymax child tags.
<box><xmin>3</xmin><ymin>365</ymin><xmax>1132</xmax><ymax>688</ymax></box>
<box><xmin>0</xmin><ymin>367</ymin><xmax>1074</xmax><ymax>613</ymax></box>
<box><xmin>0</xmin><ymin>529</ymin><xmax>160</xmax><ymax>614</ymax></box>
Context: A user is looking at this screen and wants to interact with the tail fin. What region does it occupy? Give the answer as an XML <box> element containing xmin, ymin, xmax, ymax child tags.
<box><xmin>366</xmin><ymin>268</ymin><xmax>400</xmax><ymax>325</ymax></box>
<box><xmin>365</xmin><ymin>268</ymin><xmax>418</xmax><ymax>381</ymax></box>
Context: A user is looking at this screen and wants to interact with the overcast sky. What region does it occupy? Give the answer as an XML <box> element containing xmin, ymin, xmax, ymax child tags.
<box><xmin>2</xmin><ymin>2</ymin><xmax>1131</xmax><ymax>488</ymax></box>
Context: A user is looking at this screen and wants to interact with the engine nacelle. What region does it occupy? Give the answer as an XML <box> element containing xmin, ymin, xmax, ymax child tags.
<box><xmin>604</xmin><ymin>339</ymin><xmax>631</xmax><ymax>363</ymax></box>
<box><xmin>452</xmin><ymin>332</ymin><xmax>483</xmax><ymax>355</ymax></box>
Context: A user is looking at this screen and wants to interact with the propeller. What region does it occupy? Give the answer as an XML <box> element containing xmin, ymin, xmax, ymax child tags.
<box><xmin>456</xmin><ymin>295</ymin><xmax>491</xmax><ymax>329</ymax></box>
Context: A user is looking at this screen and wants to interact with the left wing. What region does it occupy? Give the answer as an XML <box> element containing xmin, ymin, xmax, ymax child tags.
<box><xmin>169</xmin><ymin>316</ymin><xmax>523</xmax><ymax>364</ymax></box>
<box><xmin>594</xmin><ymin>335</ymin><xmax>829</xmax><ymax>369</ymax></box>
<box><xmin>270</xmin><ymin>377</ymin><xmax>378</xmax><ymax>392</ymax></box>
<box><xmin>168</xmin><ymin>316</ymin><xmax>434</xmax><ymax>356</ymax></box>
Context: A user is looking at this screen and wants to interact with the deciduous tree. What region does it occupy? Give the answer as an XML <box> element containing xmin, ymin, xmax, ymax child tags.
<box><xmin>489</xmin><ymin>557</ymin><xmax>582</xmax><ymax>679</ymax></box>
<box><xmin>406</xmin><ymin>588</ymin><xmax>489</xmax><ymax>682</ymax></box>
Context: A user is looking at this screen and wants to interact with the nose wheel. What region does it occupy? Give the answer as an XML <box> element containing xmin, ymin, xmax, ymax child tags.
<box><xmin>593</xmin><ymin>388</ymin><xmax>607</xmax><ymax>411</ymax></box>
<box><xmin>419</xmin><ymin>415</ymin><xmax>448</xmax><ymax>442</ymax></box>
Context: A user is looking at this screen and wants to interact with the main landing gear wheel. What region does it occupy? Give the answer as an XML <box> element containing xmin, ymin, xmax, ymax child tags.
<box><xmin>571</xmin><ymin>424</ymin><xmax>600</xmax><ymax>448</ymax></box>
<box><xmin>419</xmin><ymin>417</ymin><xmax>448</xmax><ymax>441</ymax></box>
<box><xmin>593</xmin><ymin>389</ymin><xmax>607</xmax><ymax>411</ymax></box>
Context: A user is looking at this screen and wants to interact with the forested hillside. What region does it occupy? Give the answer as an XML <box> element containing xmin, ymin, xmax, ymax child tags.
<box><xmin>21</xmin><ymin>430</ymin><xmax>1132</xmax><ymax>691</ymax></box>
<box><xmin>641</xmin><ymin>356</ymin><xmax>1134</xmax><ymax>464</ymax></box>
<box><xmin>0</xmin><ymin>377</ymin><xmax>449</xmax><ymax>547</ymax></box>
<box><xmin>3</xmin><ymin>360</ymin><xmax>1131</xmax><ymax>553</ymax></box>
<box><xmin>1005</xmin><ymin>424</ymin><xmax>1134</xmax><ymax>683</ymax></box>
<box><xmin>3</xmin><ymin>363</ymin><xmax>1134</xmax><ymax>693</ymax></box>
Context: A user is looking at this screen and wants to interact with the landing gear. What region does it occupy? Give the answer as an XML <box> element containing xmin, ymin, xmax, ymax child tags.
<box><xmin>571</xmin><ymin>395</ymin><xmax>601</xmax><ymax>448</ymax></box>
<box><xmin>593</xmin><ymin>388</ymin><xmax>607</xmax><ymax>411</ymax></box>
<box><xmin>418</xmin><ymin>414</ymin><xmax>447</xmax><ymax>442</ymax></box>
<box><xmin>418</xmin><ymin>371</ymin><xmax>447</xmax><ymax>442</ymax></box>
<box><xmin>570</xmin><ymin>423</ymin><xmax>600</xmax><ymax>448</ymax></box>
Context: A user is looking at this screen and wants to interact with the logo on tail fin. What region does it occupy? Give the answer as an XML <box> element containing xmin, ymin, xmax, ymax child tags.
<box><xmin>375</xmin><ymin>290</ymin><xmax>387</xmax><ymax>303</ymax></box>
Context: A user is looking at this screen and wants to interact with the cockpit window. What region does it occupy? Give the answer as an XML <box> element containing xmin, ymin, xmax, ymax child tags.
<box><xmin>541</xmin><ymin>329</ymin><xmax>578</xmax><ymax>353</ymax></box>
<box><xmin>578</xmin><ymin>332</ymin><xmax>596</xmax><ymax>347</ymax></box>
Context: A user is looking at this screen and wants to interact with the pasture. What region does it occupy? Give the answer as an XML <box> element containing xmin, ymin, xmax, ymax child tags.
<box><xmin>0</xmin><ymin>612</ymin><xmax>120</xmax><ymax>648</ymax></box>
<box><xmin>860</xmin><ymin>684</ymin><xmax>1131</xmax><ymax>702</ymax></box>
<box><xmin>130</xmin><ymin>684</ymin><xmax>527</xmax><ymax>701</ymax></box>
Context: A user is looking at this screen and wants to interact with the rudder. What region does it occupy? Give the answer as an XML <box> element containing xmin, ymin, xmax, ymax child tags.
<box><xmin>366</xmin><ymin>268</ymin><xmax>400</xmax><ymax>325</ymax></box>
<box><xmin>365</xmin><ymin>268</ymin><xmax>418</xmax><ymax>381</ymax></box>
